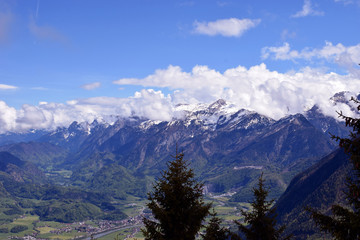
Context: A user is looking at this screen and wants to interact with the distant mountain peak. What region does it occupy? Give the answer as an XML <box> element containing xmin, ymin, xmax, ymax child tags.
<box><xmin>208</xmin><ymin>99</ymin><xmax>227</xmax><ymax>111</ymax></box>
<box><xmin>173</xmin><ymin>100</ymin><xmax>240</xmax><ymax>130</ymax></box>
<box><xmin>330</xmin><ymin>91</ymin><xmax>352</xmax><ymax>105</ymax></box>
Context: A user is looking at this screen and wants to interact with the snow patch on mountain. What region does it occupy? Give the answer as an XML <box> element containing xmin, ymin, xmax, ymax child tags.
<box><xmin>140</xmin><ymin>120</ymin><xmax>162</xmax><ymax>130</ymax></box>
<box><xmin>173</xmin><ymin>99</ymin><xmax>240</xmax><ymax>130</ymax></box>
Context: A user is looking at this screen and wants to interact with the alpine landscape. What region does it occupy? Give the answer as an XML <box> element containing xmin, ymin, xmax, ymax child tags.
<box><xmin>0</xmin><ymin>0</ymin><xmax>360</xmax><ymax>239</ymax></box>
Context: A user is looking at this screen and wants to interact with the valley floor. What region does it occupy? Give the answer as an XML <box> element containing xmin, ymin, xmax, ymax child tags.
<box><xmin>0</xmin><ymin>192</ymin><xmax>246</xmax><ymax>240</ymax></box>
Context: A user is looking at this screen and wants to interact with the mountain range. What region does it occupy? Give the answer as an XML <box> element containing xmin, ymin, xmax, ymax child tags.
<box><xmin>0</xmin><ymin>95</ymin><xmax>350</xmax><ymax>196</ymax></box>
<box><xmin>0</xmin><ymin>92</ymin><xmax>356</xmax><ymax>236</ymax></box>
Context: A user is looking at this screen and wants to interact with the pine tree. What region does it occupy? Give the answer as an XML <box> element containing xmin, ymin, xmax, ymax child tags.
<box><xmin>142</xmin><ymin>150</ymin><xmax>211</xmax><ymax>240</ymax></box>
<box><xmin>307</xmin><ymin>96</ymin><xmax>360</xmax><ymax>239</ymax></box>
<box><xmin>202</xmin><ymin>209</ymin><xmax>230</xmax><ymax>240</ymax></box>
<box><xmin>235</xmin><ymin>173</ymin><xmax>291</xmax><ymax>240</ymax></box>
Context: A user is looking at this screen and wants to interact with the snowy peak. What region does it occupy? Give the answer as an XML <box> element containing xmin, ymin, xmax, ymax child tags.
<box><xmin>329</xmin><ymin>91</ymin><xmax>360</xmax><ymax>112</ymax></box>
<box><xmin>174</xmin><ymin>99</ymin><xmax>240</xmax><ymax>129</ymax></box>
<box><xmin>139</xmin><ymin>120</ymin><xmax>163</xmax><ymax>130</ymax></box>
<box><xmin>217</xmin><ymin>109</ymin><xmax>275</xmax><ymax>131</ymax></box>
<box><xmin>208</xmin><ymin>99</ymin><xmax>227</xmax><ymax>113</ymax></box>
<box><xmin>330</xmin><ymin>91</ymin><xmax>352</xmax><ymax>105</ymax></box>
<box><xmin>31</xmin><ymin>96</ymin><xmax>353</xmax><ymax>154</ymax></box>
<box><xmin>181</xmin><ymin>99</ymin><xmax>274</xmax><ymax>131</ymax></box>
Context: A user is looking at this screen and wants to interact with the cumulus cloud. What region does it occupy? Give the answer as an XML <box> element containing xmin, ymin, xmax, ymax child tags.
<box><xmin>114</xmin><ymin>64</ymin><xmax>360</xmax><ymax>120</ymax></box>
<box><xmin>0</xmin><ymin>89</ymin><xmax>173</xmax><ymax>134</ymax></box>
<box><xmin>193</xmin><ymin>18</ymin><xmax>261</xmax><ymax>37</ymax></box>
<box><xmin>0</xmin><ymin>84</ymin><xmax>17</xmax><ymax>90</ymax></box>
<box><xmin>262</xmin><ymin>42</ymin><xmax>298</xmax><ymax>60</ymax></box>
<box><xmin>1</xmin><ymin>64</ymin><xmax>360</xmax><ymax>133</ymax></box>
<box><xmin>81</xmin><ymin>82</ymin><xmax>101</xmax><ymax>90</ymax></box>
<box><xmin>262</xmin><ymin>42</ymin><xmax>360</xmax><ymax>76</ymax></box>
<box><xmin>291</xmin><ymin>0</ymin><xmax>324</xmax><ymax>18</ymax></box>
<box><xmin>0</xmin><ymin>101</ymin><xmax>17</xmax><ymax>133</ymax></box>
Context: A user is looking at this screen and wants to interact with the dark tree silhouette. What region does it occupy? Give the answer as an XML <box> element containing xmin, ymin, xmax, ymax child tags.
<box><xmin>308</xmin><ymin>96</ymin><xmax>360</xmax><ymax>239</ymax></box>
<box><xmin>142</xmin><ymin>150</ymin><xmax>211</xmax><ymax>240</ymax></box>
<box><xmin>202</xmin><ymin>209</ymin><xmax>230</xmax><ymax>240</ymax></box>
<box><xmin>235</xmin><ymin>173</ymin><xmax>291</xmax><ymax>240</ymax></box>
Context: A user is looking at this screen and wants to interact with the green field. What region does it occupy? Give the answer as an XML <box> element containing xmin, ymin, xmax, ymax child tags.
<box><xmin>0</xmin><ymin>193</ymin><xmax>250</xmax><ymax>239</ymax></box>
<box><xmin>96</xmin><ymin>228</ymin><xmax>144</xmax><ymax>240</ymax></box>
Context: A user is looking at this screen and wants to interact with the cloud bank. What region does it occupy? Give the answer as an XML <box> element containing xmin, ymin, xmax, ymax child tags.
<box><xmin>262</xmin><ymin>42</ymin><xmax>360</xmax><ymax>76</ymax></box>
<box><xmin>193</xmin><ymin>18</ymin><xmax>261</xmax><ymax>37</ymax></box>
<box><xmin>114</xmin><ymin>64</ymin><xmax>360</xmax><ymax>119</ymax></box>
<box><xmin>262</xmin><ymin>42</ymin><xmax>360</xmax><ymax>62</ymax></box>
<box><xmin>0</xmin><ymin>89</ymin><xmax>172</xmax><ymax>134</ymax></box>
<box><xmin>1</xmin><ymin>64</ymin><xmax>360</xmax><ymax>134</ymax></box>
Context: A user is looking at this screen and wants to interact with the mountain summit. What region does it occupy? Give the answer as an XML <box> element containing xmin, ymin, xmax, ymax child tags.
<box><xmin>0</xmin><ymin>98</ymin><xmax>351</xmax><ymax>201</ymax></box>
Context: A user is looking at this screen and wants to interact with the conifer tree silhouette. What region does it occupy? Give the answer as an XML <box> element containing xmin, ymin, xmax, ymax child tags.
<box><xmin>235</xmin><ymin>173</ymin><xmax>291</xmax><ymax>240</ymax></box>
<box><xmin>142</xmin><ymin>150</ymin><xmax>211</xmax><ymax>240</ymax></box>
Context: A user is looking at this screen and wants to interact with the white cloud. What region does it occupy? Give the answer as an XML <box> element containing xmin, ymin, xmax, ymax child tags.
<box><xmin>291</xmin><ymin>0</ymin><xmax>324</xmax><ymax>18</ymax></box>
<box><xmin>261</xmin><ymin>42</ymin><xmax>360</xmax><ymax>61</ymax></box>
<box><xmin>193</xmin><ymin>18</ymin><xmax>261</xmax><ymax>37</ymax></box>
<box><xmin>0</xmin><ymin>84</ymin><xmax>17</xmax><ymax>90</ymax></box>
<box><xmin>0</xmin><ymin>89</ymin><xmax>173</xmax><ymax>133</ymax></box>
<box><xmin>81</xmin><ymin>82</ymin><xmax>101</xmax><ymax>90</ymax></box>
<box><xmin>130</xmin><ymin>89</ymin><xmax>173</xmax><ymax>121</ymax></box>
<box><xmin>261</xmin><ymin>42</ymin><xmax>360</xmax><ymax>76</ymax></box>
<box><xmin>261</xmin><ymin>42</ymin><xmax>299</xmax><ymax>60</ymax></box>
<box><xmin>0</xmin><ymin>101</ymin><xmax>17</xmax><ymax>133</ymax></box>
<box><xmin>114</xmin><ymin>64</ymin><xmax>360</xmax><ymax>120</ymax></box>
<box><xmin>1</xmin><ymin>64</ymin><xmax>360</xmax><ymax>133</ymax></box>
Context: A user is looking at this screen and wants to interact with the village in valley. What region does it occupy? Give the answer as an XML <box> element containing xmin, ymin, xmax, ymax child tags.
<box><xmin>5</xmin><ymin>202</ymin><xmax>147</xmax><ymax>240</ymax></box>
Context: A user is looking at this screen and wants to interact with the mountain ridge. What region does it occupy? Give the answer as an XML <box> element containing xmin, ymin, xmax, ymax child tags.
<box><xmin>0</xmin><ymin>98</ymin><xmax>350</xmax><ymax>201</ymax></box>
<box><xmin>275</xmin><ymin>148</ymin><xmax>351</xmax><ymax>239</ymax></box>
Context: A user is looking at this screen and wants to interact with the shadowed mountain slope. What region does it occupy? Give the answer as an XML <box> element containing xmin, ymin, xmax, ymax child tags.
<box><xmin>275</xmin><ymin>148</ymin><xmax>351</xmax><ymax>239</ymax></box>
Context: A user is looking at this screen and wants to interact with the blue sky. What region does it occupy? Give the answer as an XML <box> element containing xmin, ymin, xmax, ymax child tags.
<box><xmin>0</xmin><ymin>0</ymin><xmax>360</xmax><ymax>133</ymax></box>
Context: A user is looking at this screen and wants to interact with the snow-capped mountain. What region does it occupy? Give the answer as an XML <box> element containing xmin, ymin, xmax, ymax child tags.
<box><xmin>0</xmin><ymin>96</ymin><xmax>352</xmax><ymax>201</ymax></box>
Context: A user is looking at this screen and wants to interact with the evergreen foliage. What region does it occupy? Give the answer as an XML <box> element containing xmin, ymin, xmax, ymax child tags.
<box><xmin>34</xmin><ymin>200</ymin><xmax>103</xmax><ymax>223</ymax></box>
<box><xmin>3</xmin><ymin>206</ymin><xmax>23</xmax><ymax>216</ymax></box>
<box><xmin>235</xmin><ymin>173</ymin><xmax>291</xmax><ymax>240</ymax></box>
<box><xmin>202</xmin><ymin>209</ymin><xmax>229</xmax><ymax>240</ymax></box>
<box><xmin>10</xmin><ymin>225</ymin><xmax>28</xmax><ymax>233</ymax></box>
<box><xmin>308</xmin><ymin>96</ymin><xmax>360</xmax><ymax>239</ymax></box>
<box><xmin>142</xmin><ymin>150</ymin><xmax>211</xmax><ymax>240</ymax></box>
